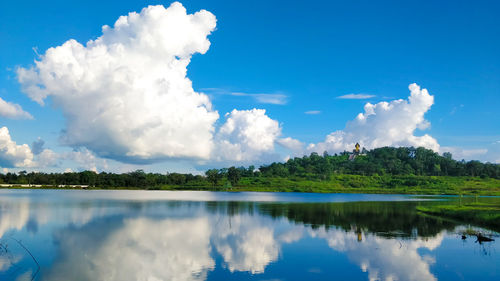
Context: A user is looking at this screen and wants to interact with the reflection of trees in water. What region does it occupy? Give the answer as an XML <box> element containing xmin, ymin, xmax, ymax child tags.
<box><xmin>204</xmin><ymin>201</ymin><xmax>458</xmax><ymax>238</ymax></box>
<box><xmin>0</xmin><ymin>194</ymin><xmax>471</xmax><ymax>241</ymax></box>
<box><xmin>38</xmin><ymin>211</ymin><xmax>446</xmax><ymax>281</ymax></box>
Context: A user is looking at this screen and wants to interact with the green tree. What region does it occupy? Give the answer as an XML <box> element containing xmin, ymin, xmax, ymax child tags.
<box><xmin>227</xmin><ymin>166</ymin><xmax>241</xmax><ymax>186</ymax></box>
<box><xmin>205</xmin><ymin>169</ymin><xmax>222</xmax><ymax>187</ymax></box>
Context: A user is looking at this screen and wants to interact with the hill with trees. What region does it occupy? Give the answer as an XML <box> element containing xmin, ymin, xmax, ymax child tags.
<box><xmin>258</xmin><ymin>146</ymin><xmax>499</xmax><ymax>179</ymax></box>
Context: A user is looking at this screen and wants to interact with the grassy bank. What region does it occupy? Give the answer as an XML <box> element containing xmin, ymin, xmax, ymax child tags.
<box><xmin>417</xmin><ymin>203</ymin><xmax>500</xmax><ymax>232</ymax></box>
<box><xmin>4</xmin><ymin>175</ymin><xmax>500</xmax><ymax>195</ymax></box>
<box><xmin>154</xmin><ymin>175</ymin><xmax>500</xmax><ymax>196</ymax></box>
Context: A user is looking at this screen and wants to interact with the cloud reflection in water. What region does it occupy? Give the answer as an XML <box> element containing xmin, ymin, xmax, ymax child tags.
<box><xmin>0</xmin><ymin>192</ymin><xmax>491</xmax><ymax>281</ymax></box>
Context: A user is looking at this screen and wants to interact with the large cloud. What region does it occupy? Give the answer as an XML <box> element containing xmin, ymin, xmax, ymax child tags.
<box><xmin>308</xmin><ymin>83</ymin><xmax>439</xmax><ymax>154</ymax></box>
<box><xmin>15</xmin><ymin>0</ymin><xmax>477</xmax><ymax>167</ymax></box>
<box><xmin>0</xmin><ymin>127</ymin><xmax>34</xmax><ymax>168</ymax></box>
<box><xmin>0</xmin><ymin>97</ymin><xmax>33</xmax><ymax>120</ymax></box>
<box><xmin>17</xmin><ymin>2</ymin><xmax>219</xmax><ymax>163</ymax></box>
<box><xmin>13</xmin><ymin>1</ymin><xmax>447</xmax><ymax>167</ymax></box>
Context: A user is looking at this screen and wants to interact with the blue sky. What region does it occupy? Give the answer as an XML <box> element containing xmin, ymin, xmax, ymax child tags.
<box><xmin>0</xmin><ymin>0</ymin><xmax>499</xmax><ymax>173</ymax></box>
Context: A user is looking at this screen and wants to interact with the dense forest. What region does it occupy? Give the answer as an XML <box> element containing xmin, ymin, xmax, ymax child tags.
<box><xmin>0</xmin><ymin>147</ymin><xmax>498</xmax><ymax>189</ymax></box>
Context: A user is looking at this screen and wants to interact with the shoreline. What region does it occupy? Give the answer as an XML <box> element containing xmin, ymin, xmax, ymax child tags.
<box><xmin>2</xmin><ymin>183</ymin><xmax>500</xmax><ymax>196</ymax></box>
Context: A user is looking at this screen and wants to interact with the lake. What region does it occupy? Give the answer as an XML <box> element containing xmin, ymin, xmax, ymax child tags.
<box><xmin>0</xmin><ymin>190</ymin><xmax>498</xmax><ymax>281</ymax></box>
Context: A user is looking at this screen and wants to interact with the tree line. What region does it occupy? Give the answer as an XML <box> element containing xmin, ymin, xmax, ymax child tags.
<box><xmin>258</xmin><ymin>147</ymin><xmax>499</xmax><ymax>179</ymax></box>
<box><xmin>0</xmin><ymin>147</ymin><xmax>498</xmax><ymax>188</ymax></box>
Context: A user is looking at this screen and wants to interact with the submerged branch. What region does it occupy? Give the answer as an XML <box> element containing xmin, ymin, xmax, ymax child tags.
<box><xmin>10</xmin><ymin>237</ymin><xmax>40</xmax><ymax>281</ymax></box>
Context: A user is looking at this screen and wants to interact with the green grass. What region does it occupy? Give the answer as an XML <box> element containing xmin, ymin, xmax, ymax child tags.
<box><xmin>3</xmin><ymin>175</ymin><xmax>500</xmax><ymax>196</ymax></box>
<box><xmin>159</xmin><ymin>175</ymin><xmax>500</xmax><ymax>196</ymax></box>
<box><xmin>417</xmin><ymin>203</ymin><xmax>500</xmax><ymax>232</ymax></box>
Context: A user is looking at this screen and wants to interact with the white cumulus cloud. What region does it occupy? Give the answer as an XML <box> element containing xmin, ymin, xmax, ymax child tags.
<box><xmin>17</xmin><ymin>2</ymin><xmax>219</xmax><ymax>163</ymax></box>
<box><xmin>37</xmin><ymin>148</ymin><xmax>60</xmax><ymax>168</ymax></box>
<box><xmin>0</xmin><ymin>130</ymin><xmax>106</xmax><ymax>170</ymax></box>
<box><xmin>440</xmin><ymin>146</ymin><xmax>487</xmax><ymax>161</ymax></box>
<box><xmin>0</xmin><ymin>126</ymin><xmax>34</xmax><ymax>168</ymax></box>
<box><xmin>214</xmin><ymin>109</ymin><xmax>282</xmax><ymax>162</ymax></box>
<box><xmin>0</xmin><ymin>129</ymin><xmax>64</xmax><ymax>169</ymax></box>
<box><xmin>63</xmin><ymin>148</ymin><xmax>108</xmax><ymax>172</ymax></box>
<box><xmin>0</xmin><ymin>97</ymin><xmax>33</xmax><ymax>119</ymax></box>
<box><xmin>14</xmin><ymin>2</ymin><xmax>452</xmax><ymax>168</ymax></box>
<box><xmin>276</xmin><ymin>137</ymin><xmax>304</xmax><ymax>152</ymax></box>
<box><xmin>309</xmin><ymin>83</ymin><xmax>439</xmax><ymax>154</ymax></box>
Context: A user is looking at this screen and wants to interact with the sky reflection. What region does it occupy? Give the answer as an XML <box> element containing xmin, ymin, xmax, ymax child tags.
<box><xmin>0</xmin><ymin>190</ymin><xmax>498</xmax><ymax>281</ymax></box>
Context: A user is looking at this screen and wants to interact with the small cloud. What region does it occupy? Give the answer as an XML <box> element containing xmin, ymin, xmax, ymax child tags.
<box><xmin>417</xmin><ymin>120</ymin><xmax>431</xmax><ymax>130</ymax></box>
<box><xmin>0</xmin><ymin>97</ymin><xmax>33</xmax><ymax>119</ymax></box>
<box><xmin>231</xmin><ymin>92</ymin><xmax>288</xmax><ymax>105</ymax></box>
<box><xmin>200</xmin><ymin>88</ymin><xmax>288</xmax><ymax>105</ymax></box>
<box><xmin>31</xmin><ymin>137</ymin><xmax>45</xmax><ymax>155</ymax></box>
<box><xmin>449</xmin><ymin>104</ymin><xmax>464</xmax><ymax>115</ymax></box>
<box><xmin>64</xmin><ymin>148</ymin><xmax>108</xmax><ymax>172</ymax></box>
<box><xmin>308</xmin><ymin>268</ymin><xmax>322</xmax><ymax>274</ymax></box>
<box><xmin>304</xmin><ymin>110</ymin><xmax>321</xmax><ymax>115</ymax></box>
<box><xmin>440</xmin><ymin>146</ymin><xmax>488</xmax><ymax>160</ymax></box>
<box><xmin>37</xmin><ymin>148</ymin><xmax>60</xmax><ymax>168</ymax></box>
<box><xmin>277</xmin><ymin>137</ymin><xmax>304</xmax><ymax>152</ymax></box>
<box><xmin>337</xmin><ymin>93</ymin><xmax>376</xmax><ymax>100</ymax></box>
<box><xmin>199</xmin><ymin>87</ymin><xmax>223</xmax><ymax>92</ymax></box>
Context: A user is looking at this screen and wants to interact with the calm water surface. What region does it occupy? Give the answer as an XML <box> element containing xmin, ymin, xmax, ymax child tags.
<box><xmin>0</xmin><ymin>190</ymin><xmax>498</xmax><ymax>281</ymax></box>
